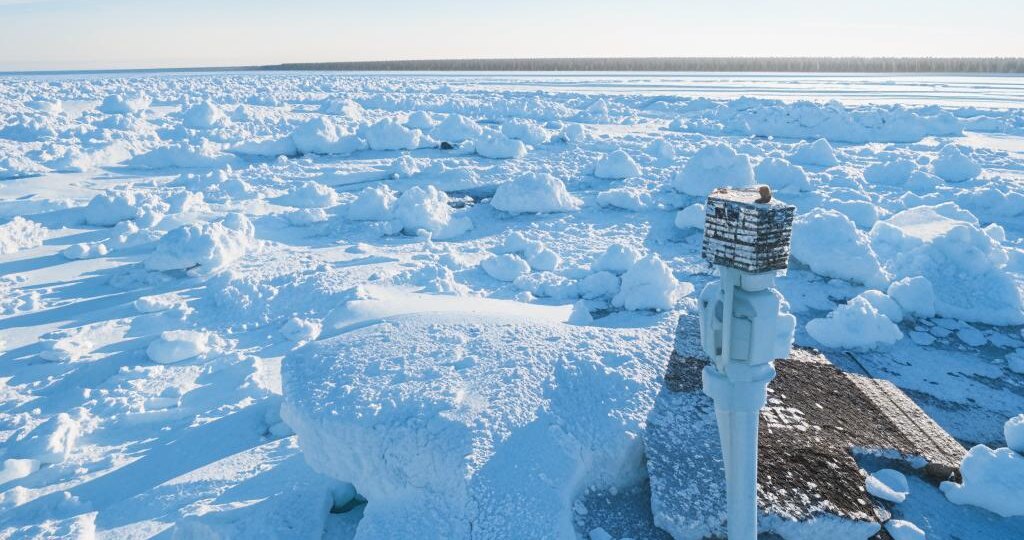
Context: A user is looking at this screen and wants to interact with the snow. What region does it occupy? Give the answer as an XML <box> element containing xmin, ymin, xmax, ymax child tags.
<box><xmin>182</xmin><ymin>101</ymin><xmax>227</xmax><ymax>129</ymax></box>
<box><xmin>865</xmin><ymin>469</ymin><xmax>910</xmax><ymax>503</ymax></box>
<box><xmin>674</xmin><ymin>203</ymin><xmax>705</xmax><ymax>230</ymax></box>
<box><xmin>281</xmin><ymin>294</ymin><xmax>674</xmax><ymax>539</ymax></box>
<box><xmin>806</xmin><ymin>295</ymin><xmax>903</xmax><ymax>350</ymax></box>
<box><xmin>754</xmin><ymin>157</ymin><xmax>811</xmax><ymax>192</ymax></box>
<box><xmin>611</xmin><ymin>254</ymin><xmax>686</xmax><ymax>311</ymax></box>
<box><xmin>481</xmin><ymin>253</ymin><xmax>531</xmax><ymax>281</ymax></box>
<box><xmin>394</xmin><ymin>185</ymin><xmax>472</xmax><ymax>239</ymax></box>
<box><xmin>789</xmin><ymin>138</ymin><xmax>838</xmax><ymax>167</ymax></box>
<box><xmin>872</xmin><ymin>205</ymin><xmax>1023</xmax><ymax>324</ymax></box>
<box><xmin>145</xmin><ymin>213</ymin><xmax>256</xmax><ymax>275</ymax></box>
<box><xmin>275</xmin><ymin>180</ymin><xmax>339</xmax><ymax>208</ymax></box>
<box><xmin>490</xmin><ymin>172</ymin><xmax>582</xmax><ymax>214</ymax></box>
<box><xmin>887</xmin><ymin>276</ymin><xmax>936</xmax><ymax>320</ymax></box>
<box><xmin>791</xmin><ymin>209</ymin><xmax>888</xmax><ymax>288</ymax></box>
<box><xmin>0</xmin><ymin>217</ymin><xmax>46</xmax><ymax>255</ymax></box>
<box><xmin>1006</xmin><ymin>414</ymin><xmax>1024</xmax><ymax>454</ymax></box>
<box><xmin>347</xmin><ymin>185</ymin><xmax>397</xmax><ymax>221</ymax></box>
<box><xmin>671</xmin><ymin>143</ymin><xmax>754</xmax><ymax>196</ymax></box>
<box><xmin>885</xmin><ymin>520</ymin><xmax>926</xmax><ymax>540</ymax></box>
<box><xmin>361</xmin><ymin>118</ymin><xmax>422</xmax><ymax>151</ymax></box>
<box><xmin>146</xmin><ymin>330</ymin><xmax>214</xmax><ymax>364</ymax></box>
<box><xmin>1</xmin><ymin>71</ymin><xmax>1023</xmax><ymax>539</ymax></box>
<box><xmin>592</xmin><ymin>244</ymin><xmax>642</xmax><ymax>275</ymax></box>
<box><xmin>932</xmin><ymin>144</ymin><xmax>981</xmax><ymax>182</ymax></box>
<box><xmin>594</xmin><ymin>149</ymin><xmax>642</xmax><ymax>179</ymax></box>
<box><xmin>941</xmin><ymin>445</ymin><xmax>1024</xmax><ymax>517</ymax></box>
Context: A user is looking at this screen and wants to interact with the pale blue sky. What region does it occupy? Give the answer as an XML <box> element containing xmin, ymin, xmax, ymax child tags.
<box><xmin>1</xmin><ymin>0</ymin><xmax>1021</xmax><ymax>71</ymax></box>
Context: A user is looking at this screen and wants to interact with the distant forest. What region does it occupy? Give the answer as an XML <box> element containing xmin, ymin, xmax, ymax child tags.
<box><xmin>262</xmin><ymin>57</ymin><xmax>1024</xmax><ymax>73</ymax></box>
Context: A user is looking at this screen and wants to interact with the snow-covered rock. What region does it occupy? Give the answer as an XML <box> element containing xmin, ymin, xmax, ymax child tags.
<box><xmin>491</xmin><ymin>173</ymin><xmax>581</xmax><ymax>214</ymax></box>
<box><xmin>594</xmin><ymin>149</ymin><xmax>641</xmax><ymax>179</ymax></box>
<box><xmin>672</xmin><ymin>144</ymin><xmax>754</xmax><ymax>197</ymax></box>
<box><xmin>806</xmin><ymin>296</ymin><xmax>903</xmax><ymax>350</ymax></box>
<box><xmin>792</xmin><ymin>209</ymin><xmax>888</xmax><ymax>288</ymax></box>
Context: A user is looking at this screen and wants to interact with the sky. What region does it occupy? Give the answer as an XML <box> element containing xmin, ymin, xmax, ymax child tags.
<box><xmin>1</xmin><ymin>0</ymin><xmax>1022</xmax><ymax>71</ymax></box>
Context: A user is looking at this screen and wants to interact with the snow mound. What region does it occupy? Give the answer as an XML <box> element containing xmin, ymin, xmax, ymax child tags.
<box><xmin>501</xmin><ymin>118</ymin><xmax>550</xmax><ymax>145</ymax></box>
<box><xmin>491</xmin><ymin>172</ymin><xmax>581</xmax><ymax>214</ymax></box>
<box><xmin>672</xmin><ymin>144</ymin><xmax>754</xmax><ymax>196</ymax></box>
<box><xmin>806</xmin><ymin>295</ymin><xmax>903</xmax><ymax>350</ymax></box>
<box><xmin>932</xmin><ymin>144</ymin><xmax>981</xmax><ymax>182</ymax></box>
<box><xmin>1006</xmin><ymin>414</ymin><xmax>1024</xmax><ymax>454</ymax></box>
<box><xmin>592</xmin><ymin>244</ymin><xmax>641</xmax><ymax>275</ymax></box>
<box><xmin>594</xmin><ymin>149</ymin><xmax>641</xmax><ymax>179</ymax></box>
<box><xmin>282</xmin><ymin>298</ymin><xmax>673</xmax><ymax>538</ymax></box>
<box><xmin>395</xmin><ymin>185</ymin><xmax>472</xmax><ymax>240</ymax></box>
<box><xmin>82</xmin><ymin>189</ymin><xmax>168</xmax><ymax>227</ymax></box>
<box><xmin>0</xmin><ymin>153</ymin><xmax>48</xmax><ymax>179</ymax></box>
<box><xmin>754</xmin><ymin>157</ymin><xmax>811</xmax><ymax>192</ymax></box>
<box><xmin>886</xmin><ymin>276</ymin><xmax>936</xmax><ymax>320</ymax></box>
<box><xmin>475</xmin><ymin>131</ymin><xmax>527</xmax><ymax>159</ymax></box>
<box><xmin>496</xmin><ymin>232</ymin><xmax>561</xmax><ymax>271</ymax></box>
<box><xmin>941</xmin><ymin>444</ymin><xmax>1024</xmax><ymax>517</ymax></box>
<box><xmin>348</xmin><ymin>185</ymin><xmax>397</xmax><ymax>221</ymax></box>
<box><xmin>98</xmin><ymin>93</ymin><xmax>150</xmax><ymax>114</ymax></box>
<box><xmin>5</xmin><ymin>412</ymin><xmax>83</xmax><ymax>464</ymax></box>
<box><xmin>182</xmin><ymin>101</ymin><xmax>227</xmax><ymax>129</ymax></box>
<box><xmin>481</xmin><ymin>253</ymin><xmax>531</xmax><ymax>282</ymax></box>
<box><xmin>280</xmin><ymin>317</ymin><xmax>322</xmax><ymax>343</ymax></box>
<box><xmin>611</xmin><ymin>254</ymin><xmax>685</xmax><ymax>311</ymax></box>
<box><xmin>596</xmin><ymin>186</ymin><xmax>653</xmax><ymax>211</ymax></box>
<box><xmin>431</xmin><ymin>114</ymin><xmax>483</xmax><ymax>142</ymax></box>
<box><xmin>789</xmin><ymin>138</ymin><xmax>838</xmax><ymax>167</ymax></box>
<box><xmin>0</xmin><ymin>217</ymin><xmax>46</xmax><ymax>255</ymax></box>
<box><xmin>128</xmin><ymin>140</ymin><xmax>239</xmax><ymax>169</ymax></box>
<box><xmin>291</xmin><ymin>117</ymin><xmax>367</xmax><ymax>155</ymax></box>
<box><xmin>792</xmin><ymin>209</ymin><xmax>888</xmax><ymax>288</ymax></box>
<box><xmin>870</xmin><ymin>205</ymin><xmax>1023</xmax><ymax>324</ymax></box>
<box><xmin>674</xmin><ymin>203</ymin><xmax>705</xmax><ymax>230</ymax></box>
<box><xmin>865</xmin><ymin>469</ymin><xmax>909</xmax><ymax>503</ymax></box>
<box><xmin>885</xmin><ymin>520</ymin><xmax>926</xmax><ymax>540</ymax></box>
<box><xmin>145</xmin><ymin>213</ymin><xmax>255</xmax><ymax>275</ymax></box>
<box><xmin>361</xmin><ymin>118</ymin><xmax>422</xmax><ymax>151</ymax></box>
<box><xmin>275</xmin><ymin>181</ymin><xmax>339</xmax><ymax>208</ymax></box>
<box><xmin>865</xmin><ymin>159</ymin><xmax>917</xmax><ymax>186</ymax></box>
<box><xmin>146</xmin><ymin>330</ymin><xmax>214</xmax><ymax>364</ymax></box>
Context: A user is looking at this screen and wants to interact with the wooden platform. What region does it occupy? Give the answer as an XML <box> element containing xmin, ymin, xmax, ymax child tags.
<box><xmin>644</xmin><ymin>315</ymin><xmax>967</xmax><ymax>539</ymax></box>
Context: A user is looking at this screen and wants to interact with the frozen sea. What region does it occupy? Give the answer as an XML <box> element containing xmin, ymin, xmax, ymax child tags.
<box><xmin>0</xmin><ymin>71</ymin><xmax>1023</xmax><ymax>539</ymax></box>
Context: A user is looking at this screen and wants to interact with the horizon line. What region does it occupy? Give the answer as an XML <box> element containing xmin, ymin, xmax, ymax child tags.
<box><xmin>4</xmin><ymin>55</ymin><xmax>1024</xmax><ymax>76</ymax></box>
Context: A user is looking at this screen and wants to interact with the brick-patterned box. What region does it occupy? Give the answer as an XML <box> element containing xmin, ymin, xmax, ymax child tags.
<box><xmin>701</xmin><ymin>187</ymin><xmax>795</xmax><ymax>273</ymax></box>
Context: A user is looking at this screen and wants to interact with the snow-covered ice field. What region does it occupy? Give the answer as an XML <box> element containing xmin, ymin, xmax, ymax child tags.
<box><xmin>1</xmin><ymin>71</ymin><xmax>1023</xmax><ymax>539</ymax></box>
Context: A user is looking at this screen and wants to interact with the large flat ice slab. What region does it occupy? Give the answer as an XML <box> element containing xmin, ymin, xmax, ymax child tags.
<box><xmin>281</xmin><ymin>293</ymin><xmax>674</xmax><ymax>539</ymax></box>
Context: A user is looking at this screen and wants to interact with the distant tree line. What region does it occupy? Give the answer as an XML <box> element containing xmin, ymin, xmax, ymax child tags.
<box><xmin>262</xmin><ymin>57</ymin><xmax>1024</xmax><ymax>73</ymax></box>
